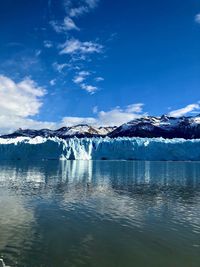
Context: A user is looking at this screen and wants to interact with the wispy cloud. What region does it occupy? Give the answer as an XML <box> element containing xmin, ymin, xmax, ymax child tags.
<box><xmin>95</xmin><ymin>76</ymin><xmax>104</xmax><ymax>82</ymax></box>
<box><xmin>50</xmin><ymin>17</ymin><xmax>79</xmax><ymax>33</ymax></box>
<box><xmin>93</xmin><ymin>106</ymin><xmax>98</xmax><ymax>113</ymax></box>
<box><xmin>168</xmin><ymin>103</ymin><xmax>200</xmax><ymax>117</ymax></box>
<box><xmin>85</xmin><ymin>0</ymin><xmax>99</xmax><ymax>9</ymax></box>
<box><xmin>59</xmin><ymin>38</ymin><xmax>103</xmax><ymax>55</ymax></box>
<box><xmin>195</xmin><ymin>13</ymin><xmax>200</xmax><ymax>24</ymax></box>
<box><xmin>64</xmin><ymin>17</ymin><xmax>80</xmax><ymax>30</ymax></box>
<box><xmin>125</xmin><ymin>103</ymin><xmax>144</xmax><ymax>113</ymax></box>
<box><xmin>52</xmin><ymin>62</ymin><xmax>69</xmax><ymax>73</ymax></box>
<box><xmin>50</xmin><ymin>79</ymin><xmax>56</xmax><ymax>86</ymax></box>
<box><xmin>0</xmin><ymin>51</ymin><xmax>43</xmax><ymax>77</ymax></box>
<box><xmin>35</xmin><ymin>50</ymin><xmax>41</xmax><ymax>57</ymax></box>
<box><xmin>73</xmin><ymin>76</ymin><xmax>85</xmax><ymax>84</ymax></box>
<box><xmin>44</xmin><ymin>40</ymin><xmax>53</xmax><ymax>48</ymax></box>
<box><xmin>73</xmin><ymin>70</ymin><xmax>90</xmax><ymax>84</ymax></box>
<box><xmin>69</xmin><ymin>6</ymin><xmax>89</xmax><ymax>17</ymax></box>
<box><xmin>65</xmin><ymin>0</ymin><xmax>99</xmax><ymax>18</ymax></box>
<box><xmin>50</xmin><ymin>21</ymin><xmax>61</xmax><ymax>32</ymax></box>
<box><xmin>50</xmin><ymin>0</ymin><xmax>104</xmax><ymax>95</ymax></box>
<box><xmin>80</xmin><ymin>83</ymin><xmax>97</xmax><ymax>94</ymax></box>
<box><xmin>73</xmin><ymin>70</ymin><xmax>99</xmax><ymax>94</ymax></box>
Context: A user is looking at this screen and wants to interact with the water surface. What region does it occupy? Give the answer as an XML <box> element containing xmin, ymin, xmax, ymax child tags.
<box><xmin>0</xmin><ymin>160</ymin><xmax>200</xmax><ymax>267</ymax></box>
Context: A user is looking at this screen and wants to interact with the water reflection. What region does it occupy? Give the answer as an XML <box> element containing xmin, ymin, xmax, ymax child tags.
<box><xmin>0</xmin><ymin>161</ymin><xmax>200</xmax><ymax>267</ymax></box>
<box><xmin>0</xmin><ymin>160</ymin><xmax>200</xmax><ymax>188</ymax></box>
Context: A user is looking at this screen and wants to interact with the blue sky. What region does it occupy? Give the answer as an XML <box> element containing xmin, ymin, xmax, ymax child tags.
<box><xmin>0</xmin><ymin>0</ymin><xmax>200</xmax><ymax>132</ymax></box>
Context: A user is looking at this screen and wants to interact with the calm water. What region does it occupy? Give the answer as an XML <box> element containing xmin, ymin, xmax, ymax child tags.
<box><xmin>0</xmin><ymin>160</ymin><xmax>200</xmax><ymax>267</ymax></box>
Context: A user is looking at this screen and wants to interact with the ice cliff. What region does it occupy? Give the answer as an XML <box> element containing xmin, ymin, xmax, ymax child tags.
<box><xmin>0</xmin><ymin>136</ymin><xmax>200</xmax><ymax>161</ymax></box>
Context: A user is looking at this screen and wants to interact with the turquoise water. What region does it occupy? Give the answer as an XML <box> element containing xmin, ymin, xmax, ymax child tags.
<box><xmin>0</xmin><ymin>160</ymin><xmax>200</xmax><ymax>267</ymax></box>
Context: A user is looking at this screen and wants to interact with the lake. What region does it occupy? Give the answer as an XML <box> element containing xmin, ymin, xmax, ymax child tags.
<box><xmin>0</xmin><ymin>160</ymin><xmax>200</xmax><ymax>267</ymax></box>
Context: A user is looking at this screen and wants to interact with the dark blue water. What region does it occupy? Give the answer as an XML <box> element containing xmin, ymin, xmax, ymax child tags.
<box><xmin>0</xmin><ymin>160</ymin><xmax>200</xmax><ymax>267</ymax></box>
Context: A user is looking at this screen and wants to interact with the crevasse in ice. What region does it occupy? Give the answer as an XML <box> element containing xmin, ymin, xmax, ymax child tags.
<box><xmin>0</xmin><ymin>136</ymin><xmax>199</xmax><ymax>161</ymax></box>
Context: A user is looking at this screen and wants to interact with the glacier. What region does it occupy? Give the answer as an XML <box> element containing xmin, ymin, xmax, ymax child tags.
<box><xmin>0</xmin><ymin>136</ymin><xmax>200</xmax><ymax>161</ymax></box>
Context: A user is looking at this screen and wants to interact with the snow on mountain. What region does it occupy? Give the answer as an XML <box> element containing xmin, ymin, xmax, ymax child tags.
<box><xmin>55</xmin><ymin>125</ymin><xmax>116</xmax><ymax>137</ymax></box>
<box><xmin>109</xmin><ymin>115</ymin><xmax>200</xmax><ymax>139</ymax></box>
<box><xmin>1</xmin><ymin>115</ymin><xmax>200</xmax><ymax>140</ymax></box>
<box><xmin>0</xmin><ymin>136</ymin><xmax>200</xmax><ymax>161</ymax></box>
<box><xmin>1</xmin><ymin>124</ymin><xmax>116</xmax><ymax>139</ymax></box>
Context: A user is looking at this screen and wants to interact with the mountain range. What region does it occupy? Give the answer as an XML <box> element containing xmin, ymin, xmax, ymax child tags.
<box><xmin>1</xmin><ymin>125</ymin><xmax>116</xmax><ymax>139</ymax></box>
<box><xmin>2</xmin><ymin>115</ymin><xmax>200</xmax><ymax>139</ymax></box>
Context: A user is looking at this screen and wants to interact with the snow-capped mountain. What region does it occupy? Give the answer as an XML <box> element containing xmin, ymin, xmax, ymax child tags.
<box><xmin>54</xmin><ymin>125</ymin><xmax>116</xmax><ymax>138</ymax></box>
<box><xmin>109</xmin><ymin>115</ymin><xmax>200</xmax><ymax>139</ymax></box>
<box><xmin>2</xmin><ymin>115</ymin><xmax>200</xmax><ymax>139</ymax></box>
<box><xmin>1</xmin><ymin>124</ymin><xmax>116</xmax><ymax>139</ymax></box>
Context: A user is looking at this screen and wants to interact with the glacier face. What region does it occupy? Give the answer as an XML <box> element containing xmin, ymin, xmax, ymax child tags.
<box><xmin>0</xmin><ymin>136</ymin><xmax>200</xmax><ymax>161</ymax></box>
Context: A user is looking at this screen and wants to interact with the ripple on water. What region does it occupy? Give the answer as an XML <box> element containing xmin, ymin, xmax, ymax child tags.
<box><xmin>0</xmin><ymin>160</ymin><xmax>200</xmax><ymax>267</ymax></box>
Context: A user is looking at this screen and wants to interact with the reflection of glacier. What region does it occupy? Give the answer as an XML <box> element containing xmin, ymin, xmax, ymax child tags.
<box><xmin>0</xmin><ymin>160</ymin><xmax>200</xmax><ymax>267</ymax></box>
<box><xmin>0</xmin><ymin>160</ymin><xmax>200</xmax><ymax>188</ymax></box>
<box><xmin>1</xmin><ymin>136</ymin><xmax>200</xmax><ymax>160</ymax></box>
<box><xmin>61</xmin><ymin>160</ymin><xmax>93</xmax><ymax>183</ymax></box>
<box><xmin>0</xmin><ymin>160</ymin><xmax>200</xmax><ymax>225</ymax></box>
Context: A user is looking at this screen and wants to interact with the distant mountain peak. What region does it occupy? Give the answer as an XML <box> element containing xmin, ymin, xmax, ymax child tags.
<box><xmin>2</xmin><ymin>115</ymin><xmax>200</xmax><ymax>139</ymax></box>
<box><xmin>1</xmin><ymin>125</ymin><xmax>117</xmax><ymax>139</ymax></box>
<box><xmin>109</xmin><ymin>114</ymin><xmax>200</xmax><ymax>139</ymax></box>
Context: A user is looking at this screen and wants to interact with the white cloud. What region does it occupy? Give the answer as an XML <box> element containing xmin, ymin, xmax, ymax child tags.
<box><xmin>0</xmin><ymin>78</ymin><xmax>145</xmax><ymax>133</ymax></box>
<box><xmin>52</xmin><ymin>62</ymin><xmax>69</xmax><ymax>73</ymax></box>
<box><xmin>50</xmin><ymin>17</ymin><xmax>79</xmax><ymax>33</ymax></box>
<box><xmin>50</xmin><ymin>79</ymin><xmax>56</xmax><ymax>86</ymax></box>
<box><xmin>73</xmin><ymin>71</ymin><xmax>97</xmax><ymax>93</ymax></box>
<box><xmin>79</xmin><ymin>71</ymin><xmax>90</xmax><ymax>76</ymax></box>
<box><xmin>59</xmin><ymin>39</ymin><xmax>103</xmax><ymax>55</ymax></box>
<box><xmin>195</xmin><ymin>14</ymin><xmax>200</xmax><ymax>24</ymax></box>
<box><xmin>92</xmin><ymin>106</ymin><xmax>98</xmax><ymax>113</ymax></box>
<box><xmin>168</xmin><ymin>103</ymin><xmax>200</xmax><ymax>117</ymax></box>
<box><xmin>69</xmin><ymin>6</ymin><xmax>89</xmax><ymax>17</ymax></box>
<box><xmin>95</xmin><ymin>76</ymin><xmax>104</xmax><ymax>82</ymax></box>
<box><xmin>61</xmin><ymin>116</ymin><xmax>96</xmax><ymax>126</ymax></box>
<box><xmin>0</xmin><ymin>116</ymin><xmax>56</xmax><ymax>134</ymax></box>
<box><xmin>73</xmin><ymin>76</ymin><xmax>85</xmax><ymax>84</ymax></box>
<box><xmin>96</xmin><ymin>104</ymin><xmax>145</xmax><ymax>126</ymax></box>
<box><xmin>73</xmin><ymin>70</ymin><xmax>90</xmax><ymax>84</ymax></box>
<box><xmin>64</xmin><ymin>17</ymin><xmax>80</xmax><ymax>31</ymax></box>
<box><xmin>66</xmin><ymin>0</ymin><xmax>99</xmax><ymax>18</ymax></box>
<box><xmin>80</xmin><ymin>83</ymin><xmax>98</xmax><ymax>94</ymax></box>
<box><xmin>52</xmin><ymin>1</ymin><xmax>103</xmax><ymax>93</ymax></box>
<box><xmin>85</xmin><ymin>0</ymin><xmax>99</xmax><ymax>9</ymax></box>
<box><xmin>50</xmin><ymin>1</ymin><xmax>103</xmax><ymax>95</ymax></box>
<box><xmin>50</xmin><ymin>21</ymin><xmax>63</xmax><ymax>33</ymax></box>
<box><xmin>125</xmin><ymin>103</ymin><xmax>143</xmax><ymax>113</ymax></box>
<box><xmin>44</xmin><ymin>40</ymin><xmax>53</xmax><ymax>48</ymax></box>
<box><xmin>35</xmin><ymin>50</ymin><xmax>41</xmax><ymax>57</ymax></box>
<box><xmin>0</xmin><ymin>75</ymin><xmax>57</xmax><ymax>133</ymax></box>
<box><xmin>0</xmin><ymin>75</ymin><xmax>45</xmax><ymax>117</ymax></box>
<box><xmin>61</xmin><ymin>103</ymin><xmax>145</xmax><ymax>127</ymax></box>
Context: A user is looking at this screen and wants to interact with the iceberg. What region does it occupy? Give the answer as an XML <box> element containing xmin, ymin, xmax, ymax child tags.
<box><xmin>0</xmin><ymin>136</ymin><xmax>200</xmax><ymax>161</ymax></box>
